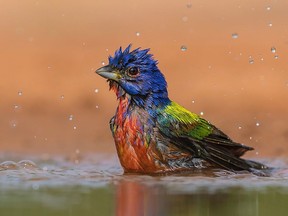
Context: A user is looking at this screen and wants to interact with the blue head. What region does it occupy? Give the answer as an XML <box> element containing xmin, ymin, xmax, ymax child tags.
<box><xmin>96</xmin><ymin>45</ymin><xmax>169</xmax><ymax>107</ymax></box>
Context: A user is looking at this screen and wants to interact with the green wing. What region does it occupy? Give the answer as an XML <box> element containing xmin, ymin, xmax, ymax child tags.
<box><xmin>156</xmin><ymin>101</ymin><xmax>267</xmax><ymax>172</ymax></box>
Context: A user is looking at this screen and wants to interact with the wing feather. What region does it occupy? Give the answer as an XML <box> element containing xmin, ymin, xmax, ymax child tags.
<box><xmin>157</xmin><ymin>102</ymin><xmax>269</xmax><ymax>173</ymax></box>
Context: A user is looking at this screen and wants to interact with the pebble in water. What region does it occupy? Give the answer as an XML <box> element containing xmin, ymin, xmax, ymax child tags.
<box><xmin>180</xmin><ymin>45</ymin><xmax>187</xmax><ymax>51</ymax></box>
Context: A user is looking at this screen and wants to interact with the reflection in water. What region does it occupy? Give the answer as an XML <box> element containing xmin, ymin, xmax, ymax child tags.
<box><xmin>115</xmin><ymin>178</ymin><xmax>288</xmax><ymax>216</ymax></box>
<box><xmin>116</xmin><ymin>180</ymin><xmax>166</xmax><ymax>216</ymax></box>
<box><xmin>0</xmin><ymin>155</ymin><xmax>288</xmax><ymax>216</ymax></box>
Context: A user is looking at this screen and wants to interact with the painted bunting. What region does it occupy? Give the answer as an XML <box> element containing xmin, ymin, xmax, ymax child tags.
<box><xmin>96</xmin><ymin>45</ymin><xmax>268</xmax><ymax>175</ymax></box>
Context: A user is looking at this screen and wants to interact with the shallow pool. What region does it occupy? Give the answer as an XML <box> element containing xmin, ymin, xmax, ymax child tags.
<box><xmin>1</xmin><ymin>154</ymin><xmax>288</xmax><ymax>216</ymax></box>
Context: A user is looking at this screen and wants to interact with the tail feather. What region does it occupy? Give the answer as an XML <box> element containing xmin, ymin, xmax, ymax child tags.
<box><xmin>202</xmin><ymin>143</ymin><xmax>270</xmax><ymax>176</ymax></box>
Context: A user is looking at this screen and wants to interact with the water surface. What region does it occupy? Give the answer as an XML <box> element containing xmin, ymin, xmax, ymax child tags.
<box><xmin>1</xmin><ymin>154</ymin><xmax>288</xmax><ymax>216</ymax></box>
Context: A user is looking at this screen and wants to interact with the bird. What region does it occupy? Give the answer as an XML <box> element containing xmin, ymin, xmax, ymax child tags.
<box><xmin>95</xmin><ymin>45</ymin><xmax>269</xmax><ymax>176</ymax></box>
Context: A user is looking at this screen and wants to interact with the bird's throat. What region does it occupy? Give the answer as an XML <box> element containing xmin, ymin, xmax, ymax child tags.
<box><xmin>109</xmin><ymin>80</ymin><xmax>126</xmax><ymax>99</ymax></box>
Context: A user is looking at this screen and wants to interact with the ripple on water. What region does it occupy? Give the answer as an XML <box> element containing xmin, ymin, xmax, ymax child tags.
<box><xmin>0</xmin><ymin>154</ymin><xmax>288</xmax><ymax>191</ymax></box>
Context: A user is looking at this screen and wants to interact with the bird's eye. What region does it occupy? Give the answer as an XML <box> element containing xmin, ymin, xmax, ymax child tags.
<box><xmin>127</xmin><ymin>67</ymin><xmax>140</xmax><ymax>77</ymax></box>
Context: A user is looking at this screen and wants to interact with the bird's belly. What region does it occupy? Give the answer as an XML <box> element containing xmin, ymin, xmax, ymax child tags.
<box><xmin>113</xmin><ymin>128</ymin><xmax>162</xmax><ymax>173</ymax></box>
<box><xmin>113</xmin><ymin>126</ymin><xmax>203</xmax><ymax>173</ymax></box>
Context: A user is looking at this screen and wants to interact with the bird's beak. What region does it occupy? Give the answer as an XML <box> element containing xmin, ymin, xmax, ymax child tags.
<box><xmin>95</xmin><ymin>65</ymin><xmax>120</xmax><ymax>81</ymax></box>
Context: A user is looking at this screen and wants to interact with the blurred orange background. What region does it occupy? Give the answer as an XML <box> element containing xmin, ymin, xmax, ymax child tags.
<box><xmin>1</xmin><ymin>0</ymin><xmax>287</xmax><ymax>158</ymax></box>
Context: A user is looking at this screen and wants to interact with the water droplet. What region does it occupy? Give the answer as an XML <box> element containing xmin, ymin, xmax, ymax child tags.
<box><xmin>186</xmin><ymin>2</ymin><xmax>192</xmax><ymax>8</ymax></box>
<box><xmin>271</xmin><ymin>47</ymin><xmax>276</xmax><ymax>53</ymax></box>
<box><xmin>268</xmin><ymin>23</ymin><xmax>273</xmax><ymax>27</ymax></box>
<box><xmin>105</xmin><ymin>48</ymin><xmax>109</xmax><ymax>52</ymax></box>
<box><xmin>249</xmin><ymin>136</ymin><xmax>253</xmax><ymax>140</ymax></box>
<box><xmin>231</xmin><ymin>33</ymin><xmax>238</xmax><ymax>39</ymax></box>
<box><xmin>182</xmin><ymin>16</ymin><xmax>188</xmax><ymax>22</ymax></box>
<box><xmin>82</xmin><ymin>42</ymin><xmax>86</xmax><ymax>46</ymax></box>
<box><xmin>68</xmin><ymin>115</ymin><xmax>73</xmax><ymax>121</ymax></box>
<box><xmin>135</xmin><ymin>32</ymin><xmax>140</xmax><ymax>36</ymax></box>
<box><xmin>238</xmin><ymin>126</ymin><xmax>242</xmax><ymax>130</ymax></box>
<box><xmin>274</xmin><ymin>55</ymin><xmax>279</xmax><ymax>59</ymax></box>
<box><xmin>94</xmin><ymin>88</ymin><xmax>99</xmax><ymax>93</ymax></box>
<box><xmin>47</xmin><ymin>66</ymin><xmax>52</xmax><ymax>69</ymax></box>
<box><xmin>32</xmin><ymin>184</ymin><xmax>40</xmax><ymax>190</ymax></box>
<box><xmin>0</xmin><ymin>161</ymin><xmax>19</xmax><ymax>170</ymax></box>
<box><xmin>18</xmin><ymin>160</ymin><xmax>37</xmax><ymax>169</ymax></box>
<box><xmin>101</xmin><ymin>61</ymin><xmax>105</xmax><ymax>66</ymax></box>
<box><xmin>180</xmin><ymin>45</ymin><xmax>187</xmax><ymax>51</ymax></box>
<box><xmin>266</xmin><ymin>6</ymin><xmax>271</xmax><ymax>11</ymax></box>
<box><xmin>60</xmin><ymin>95</ymin><xmax>65</xmax><ymax>99</ymax></box>
<box><xmin>95</xmin><ymin>105</ymin><xmax>99</xmax><ymax>109</ymax></box>
<box><xmin>255</xmin><ymin>151</ymin><xmax>259</xmax><ymax>155</ymax></box>
<box><xmin>200</xmin><ymin>111</ymin><xmax>204</xmax><ymax>116</ymax></box>
<box><xmin>191</xmin><ymin>100</ymin><xmax>195</xmax><ymax>104</ymax></box>
<box><xmin>249</xmin><ymin>59</ymin><xmax>254</xmax><ymax>64</ymax></box>
<box><xmin>10</xmin><ymin>120</ymin><xmax>18</xmax><ymax>128</ymax></box>
<box><xmin>73</xmin><ymin>126</ymin><xmax>77</xmax><ymax>130</ymax></box>
<box><xmin>14</xmin><ymin>104</ymin><xmax>20</xmax><ymax>110</ymax></box>
<box><xmin>18</xmin><ymin>91</ymin><xmax>23</xmax><ymax>96</ymax></box>
<box><xmin>256</xmin><ymin>122</ymin><xmax>260</xmax><ymax>127</ymax></box>
<box><xmin>75</xmin><ymin>149</ymin><xmax>80</xmax><ymax>154</ymax></box>
<box><xmin>260</xmin><ymin>57</ymin><xmax>264</xmax><ymax>61</ymax></box>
